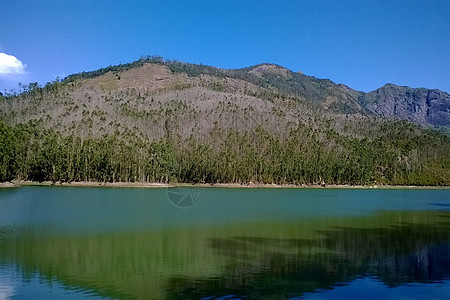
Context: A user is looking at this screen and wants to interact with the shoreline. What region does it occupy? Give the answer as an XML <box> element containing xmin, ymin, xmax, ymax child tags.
<box><xmin>0</xmin><ymin>181</ymin><xmax>448</xmax><ymax>189</ymax></box>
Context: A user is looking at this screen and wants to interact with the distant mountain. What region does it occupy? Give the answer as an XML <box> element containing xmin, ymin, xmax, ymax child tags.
<box><xmin>360</xmin><ymin>84</ymin><xmax>450</xmax><ymax>130</ymax></box>
<box><xmin>244</xmin><ymin>65</ymin><xmax>450</xmax><ymax>132</ymax></box>
<box><xmin>0</xmin><ymin>59</ymin><xmax>376</xmax><ymax>141</ymax></box>
<box><xmin>0</xmin><ymin>57</ymin><xmax>448</xmax><ymax>185</ymax></box>
<box><xmin>20</xmin><ymin>56</ymin><xmax>446</xmax><ymax>131</ymax></box>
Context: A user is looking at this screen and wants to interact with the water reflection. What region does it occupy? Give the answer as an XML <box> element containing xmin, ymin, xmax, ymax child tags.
<box><xmin>0</xmin><ymin>210</ymin><xmax>449</xmax><ymax>299</ymax></box>
<box><xmin>167</xmin><ymin>212</ymin><xmax>450</xmax><ymax>298</ymax></box>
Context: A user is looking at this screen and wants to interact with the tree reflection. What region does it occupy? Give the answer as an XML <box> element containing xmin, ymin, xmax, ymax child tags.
<box><xmin>167</xmin><ymin>213</ymin><xmax>450</xmax><ymax>298</ymax></box>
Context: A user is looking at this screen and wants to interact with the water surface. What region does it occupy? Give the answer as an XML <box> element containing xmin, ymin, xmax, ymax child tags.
<box><xmin>0</xmin><ymin>187</ymin><xmax>449</xmax><ymax>299</ymax></box>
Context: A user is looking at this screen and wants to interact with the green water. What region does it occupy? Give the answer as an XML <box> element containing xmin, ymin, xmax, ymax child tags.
<box><xmin>0</xmin><ymin>187</ymin><xmax>449</xmax><ymax>299</ymax></box>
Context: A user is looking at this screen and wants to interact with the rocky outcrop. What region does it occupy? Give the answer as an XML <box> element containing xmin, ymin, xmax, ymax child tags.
<box><xmin>361</xmin><ymin>84</ymin><xmax>450</xmax><ymax>127</ymax></box>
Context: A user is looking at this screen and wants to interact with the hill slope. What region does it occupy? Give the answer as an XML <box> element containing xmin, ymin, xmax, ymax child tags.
<box><xmin>0</xmin><ymin>57</ymin><xmax>449</xmax><ymax>185</ymax></box>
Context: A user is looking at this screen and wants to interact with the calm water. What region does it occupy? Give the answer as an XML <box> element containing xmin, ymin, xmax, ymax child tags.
<box><xmin>0</xmin><ymin>186</ymin><xmax>449</xmax><ymax>299</ymax></box>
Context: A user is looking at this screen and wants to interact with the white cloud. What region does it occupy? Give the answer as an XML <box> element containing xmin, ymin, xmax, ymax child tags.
<box><xmin>0</xmin><ymin>53</ymin><xmax>27</xmax><ymax>75</ymax></box>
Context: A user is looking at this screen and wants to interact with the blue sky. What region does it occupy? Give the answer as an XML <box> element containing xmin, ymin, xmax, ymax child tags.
<box><xmin>0</xmin><ymin>0</ymin><xmax>449</xmax><ymax>93</ymax></box>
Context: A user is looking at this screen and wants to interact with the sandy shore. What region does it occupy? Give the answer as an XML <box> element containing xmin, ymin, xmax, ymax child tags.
<box><xmin>9</xmin><ymin>181</ymin><xmax>171</xmax><ymax>188</ymax></box>
<box><xmin>0</xmin><ymin>180</ymin><xmax>448</xmax><ymax>189</ymax></box>
<box><xmin>0</xmin><ymin>182</ymin><xmax>19</xmax><ymax>188</ymax></box>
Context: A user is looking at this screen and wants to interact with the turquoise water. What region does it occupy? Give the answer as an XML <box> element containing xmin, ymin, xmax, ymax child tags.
<box><xmin>0</xmin><ymin>187</ymin><xmax>449</xmax><ymax>299</ymax></box>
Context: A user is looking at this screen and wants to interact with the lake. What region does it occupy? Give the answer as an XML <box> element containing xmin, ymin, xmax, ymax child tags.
<box><xmin>0</xmin><ymin>186</ymin><xmax>449</xmax><ymax>299</ymax></box>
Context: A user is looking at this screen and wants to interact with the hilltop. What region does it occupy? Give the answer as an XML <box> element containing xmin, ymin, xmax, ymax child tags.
<box><xmin>0</xmin><ymin>57</ymin><xmax>449</xmax><ymax>185</ymax></box>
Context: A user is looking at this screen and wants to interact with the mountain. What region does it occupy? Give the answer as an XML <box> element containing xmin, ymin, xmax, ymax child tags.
<box><xmin>0</xmin><ymin>57</ymin><xmax>449</xmax><ymax>185</ymax></box>
<box><xmin>0</xmin><ymin>59</ymin><xmax>372</xmax><ymax>141</ymax></box>
<box><xmin>360</xmin><ymin>84</ymin><xmax>450</xmax><ymax>131</ymax></box>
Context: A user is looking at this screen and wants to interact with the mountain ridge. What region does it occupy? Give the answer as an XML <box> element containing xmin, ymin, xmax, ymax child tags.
<box><xmin>55</xmin><ymin>57</ymin><xmax>450</xmax><ymax>131</ymax></box>
<box><xmin>0</xmin><ymin>57</ymin><xmax>449</xmax><ymax>185</ymax></box>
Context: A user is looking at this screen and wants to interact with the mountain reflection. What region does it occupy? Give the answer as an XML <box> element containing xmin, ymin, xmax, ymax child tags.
<box><xmin>0</xmin><ymin>211</ymin><xmax>449</xmax><ymax>299</ymax></box>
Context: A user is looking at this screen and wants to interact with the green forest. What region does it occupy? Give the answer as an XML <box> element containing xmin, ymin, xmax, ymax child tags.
<box><xmin>1</xmin><ymin>120</ymin><xmax>449</xmax><ymax>186</ymax></box>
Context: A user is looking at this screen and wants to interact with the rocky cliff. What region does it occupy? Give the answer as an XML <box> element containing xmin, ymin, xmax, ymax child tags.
<box><xmin>361</xmin><ymin>84</ymin><xmax>450</xmax><ymax>129</ymax></box>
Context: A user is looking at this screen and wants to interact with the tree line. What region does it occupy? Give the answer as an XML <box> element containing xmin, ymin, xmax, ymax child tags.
<box><xmin>1</xmin><ymin>120</ymin><xmax>448</xmax><ymax>186</ymax></box>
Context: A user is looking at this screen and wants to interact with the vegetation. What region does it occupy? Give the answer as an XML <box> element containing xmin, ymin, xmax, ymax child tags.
<box><xmin>0</xmin><ymin>120</ymin><xmax>448</xmax><ymax>185</ymax></box>
<box><xmin>61</xmin><ymin>57</ymin><xmax>365</xmax><ymax>114</ymax></box>
<box><xmin>0</xmin><ymin>58</ymin><xmax>449</xmax><ymax>186</ymax></box>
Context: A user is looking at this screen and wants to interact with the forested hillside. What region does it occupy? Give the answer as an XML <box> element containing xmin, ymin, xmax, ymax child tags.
<box><xmin>1</xmin><ymin>57</ymin><xmax>449</xmax><ymax>185</ymax></box>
